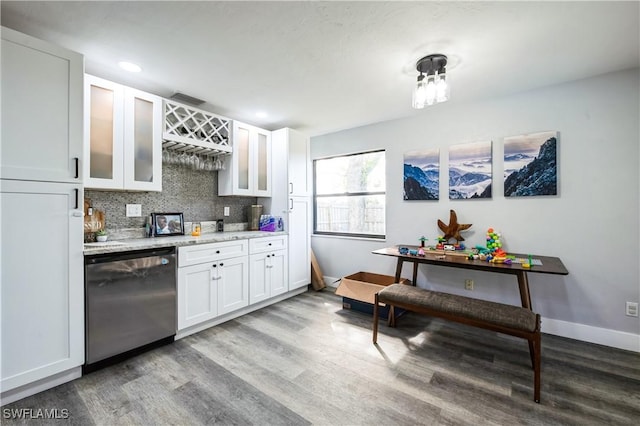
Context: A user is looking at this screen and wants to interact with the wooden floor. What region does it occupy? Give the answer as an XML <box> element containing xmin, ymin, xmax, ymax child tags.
<box><xmin>3</xmin><ymin>288</ymin><xmax>639</xmax><ymax>425</ymax></box>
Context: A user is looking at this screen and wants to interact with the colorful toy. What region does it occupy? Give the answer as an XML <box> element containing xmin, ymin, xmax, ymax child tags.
<box><xmin>485</xmin><ymin>228</ymin><xmax>503</xmax><ymax>253</ymax></box>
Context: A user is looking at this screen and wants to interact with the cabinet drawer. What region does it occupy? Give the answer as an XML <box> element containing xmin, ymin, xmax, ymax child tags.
<box><xmin>179</xmin><ymin>239</ymin><xmax>248</xmax><ymax>267</ymax></box>
<box><xmin>249</xmin><ymin>236</ymin><xmax>288</xmax><ymax>254</ymax></box>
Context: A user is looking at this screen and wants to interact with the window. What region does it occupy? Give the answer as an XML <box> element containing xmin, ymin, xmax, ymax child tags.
<box><xmin>314</xmin><ymin>150</ymin><xmax>386</xmax><ymax>238</ymax></box>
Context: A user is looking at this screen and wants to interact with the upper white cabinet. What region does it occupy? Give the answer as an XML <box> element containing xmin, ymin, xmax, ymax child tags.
<box><xmin>84</xmin><ymin>75</ymin><xmax>162</xmax><ymax>191</ymax></box>
<box><xmin>1</xmin><ymin>27</ymin><xmax>83</xmax><ymax>183</ymax></box>
<box><xmin>218</xmin><ymin>121</ymin><xmax>271</xmax><ymax>196</ymax></box>
<box><xmin>285</xmin><ymin>129</ymin><xmax>312</xmax><ymax>196</ymax></box>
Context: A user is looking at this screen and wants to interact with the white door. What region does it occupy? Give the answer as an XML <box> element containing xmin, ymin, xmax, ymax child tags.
<box><xmin>288</xmin><ymin>129</ymin><xmax>311</xmax><ymax>196</ymax></box>
<box><xmin>249</xmin><ymin>253</ymin><xmax>269</xmax><ymax>304</ymax></box>
<box><xmin>1</xmin><ymin>180</ymin><xmax>84</xmax><ymax>391</ymax></box>
<box><xmin>289</xmin><ymin>196</ymin><xmax>311</xmax><ymax>290</ymax></box>
<box><xmin>270</xmin><ymin>250</ymin><xmax>288</xmax><ymax>297</ymax></box>
<box><xmin>218</xmin><ymin>256</ymin><xmax>249</xmax><ymax>315</ymax></box>
<box><xmin>1</xmin><ymin>28</ymin><xmax>83</xmax><ymax>183</ymax></box>
<box><xmin>178</xmin><ymin>263</ymin><xmax>217</xmax><ymax>330</ymax></box>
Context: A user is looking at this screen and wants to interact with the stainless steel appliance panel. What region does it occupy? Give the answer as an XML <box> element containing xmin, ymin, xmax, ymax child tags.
<box><xmin>85</xmin><ymin>248</ymin><xmax>176</xmax><ymax>364</ymax></box>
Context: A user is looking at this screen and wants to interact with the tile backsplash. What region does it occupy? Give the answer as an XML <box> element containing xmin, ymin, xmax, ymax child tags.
<box><xmin>85</xmin><ymin>163</ymin><xmax>257</xmax><ymax>232</ymax></box>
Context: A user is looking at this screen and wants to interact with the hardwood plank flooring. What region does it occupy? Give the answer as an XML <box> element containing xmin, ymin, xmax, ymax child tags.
<box><xmin>3</xmin><ymin>288</ymin><xmax>639</xmax><ymax>425</ymax></box>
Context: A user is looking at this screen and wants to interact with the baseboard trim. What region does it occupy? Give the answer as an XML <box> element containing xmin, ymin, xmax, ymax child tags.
<box><xmin>542</xmin><ymin>317</ymin><xmax>639</xmax><ymax>353</ymax></box>
<box><xmin>326</xmin><ymin>275</ymin><xmax>639</xmax><ymax>352</ymax></box>
<box><xmin>1</xmin><ymin>367</ymin><xmax>81</xmax><ymax>406</ymax></box>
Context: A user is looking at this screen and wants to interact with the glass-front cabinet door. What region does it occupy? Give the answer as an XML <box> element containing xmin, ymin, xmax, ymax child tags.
<box><xmin>254</xmin><ymin>128</ymin><xmax>271</xmax><ymax>197</ymax></box>
<box><xmin>84</xmin><ymin>74</ymin><xmax>162</xmax><ymax>191</ymax></box>
<box><xmin>219</xmin><ymin>121</ymin><xmax>271</xmax><ymax>196</ymax></box>
<box><xmin>123</xmin><ymin>87</ymin><xmax>162</xmax><ymax>191</ymax></box>
<box><xmin>235</xmin><ymin>123</ymin><xmax>251</xmax><ymax>194</ymax></box>
<box><xmin>84</xmin><ymin>75</ymin><xmax>124</xmax><ymax>189</ymax></box>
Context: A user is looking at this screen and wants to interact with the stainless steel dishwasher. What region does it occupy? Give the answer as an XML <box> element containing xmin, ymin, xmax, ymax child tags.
<box><xmin>84</xmin><ymin>247</ymin><xmax>176</xmax><ymax>372</ymax></box>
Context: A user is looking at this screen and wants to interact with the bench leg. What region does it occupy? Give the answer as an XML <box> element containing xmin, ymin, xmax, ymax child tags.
<box><xmin>373</xmin><ymin>293</ymin><xmax>379</xmax><ymax>344</ymax></box>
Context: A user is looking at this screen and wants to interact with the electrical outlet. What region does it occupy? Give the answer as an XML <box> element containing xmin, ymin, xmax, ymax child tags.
<box><xmin>464</xmin><ymin>279</ymin><xmax>474</xmax><ymax>290</ymax></box>
<box><xmin>223</xmin><ymin>206</ymin><xmax>230</xmax><ymax>217</ymax></box>
<box><xmin>626</xmin><ymin>302</ymin><xmax>639</xmax><ymax>317</ymax></box>
<box><xmin>126</xmin><ymin>204</ymin><xmax>142</xmax><ymax>217</ymax></box>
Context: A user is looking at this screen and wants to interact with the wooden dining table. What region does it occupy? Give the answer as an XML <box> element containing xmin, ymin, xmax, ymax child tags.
<box><xmin>372</xmin><ymin>245</ymin><xmax>569</xmax><ymax>311</ymax></box>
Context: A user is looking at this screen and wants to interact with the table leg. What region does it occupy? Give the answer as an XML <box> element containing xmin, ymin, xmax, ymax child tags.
<box><xmin>517</xmin><ymin>271</ymin><xmax>536</xmax><ymax>365</ymax></box>
<box><xmin>412</xmin><ymin>262</ymin><xmax>418</xmax><ymax>286</ymax></box>
<box><xmin>517</xmin><ymin>271</ymin><xmax>532</xmax><ymax>310</ymax></box>
<box><xmin>394</xmin><ymin>258</ymin><xmax>403</xmax><ymax>282</ymax></box>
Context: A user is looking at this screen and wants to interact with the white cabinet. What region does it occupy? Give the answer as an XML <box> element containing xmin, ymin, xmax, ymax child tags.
<box><xmin>259</xmin><ymin>128</ymin><xmax>311</xmax><ymax>291</ymax></box>
<box><xmin>1</xmin><ymin>28</ymin><xmax>84</xmax><ymax>401</ymax></box>
<box><xmin>177</xmin><ymin>263</ymin><xmax>218</xmax><ymax>329</ymax></box>
<box><xmin>288</xmin><ymin>197</ymin><xmax>312</xmax><ymax>290</ymax></box>
<box><xmin>1</xmin><ymin>27</ymin><xmax>83</xmax><ymax>183</ymax></box>
<box><xmin>84</xmin><ymin>74</ymin><xmax>162</xmax><ymax>191</ymax></box>
<box><xmin>218</xmin><ymin>121</ymin><xmax>271</xmax><ymax>196</ymax></box>
<box><xmin>177</xmin><ymin>240</ymin><xmax>249</xmax><ymax>330</ymax></box>
<box><xmin>1</xmin><ymin>181</ymin><xmax>84</xmax><ymax>393</ymax></box>
<box><xmin>217</xmin><ymin>255</ymin><xmax>250</xmax><ymax>315</ymax></box>
<box><xmin>249</xmin><ymin>236</ymin><xmax>288</xmax><ymax>304</ymax></box>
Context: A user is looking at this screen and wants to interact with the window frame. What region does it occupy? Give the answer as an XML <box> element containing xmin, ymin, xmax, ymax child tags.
<box><xmin>313</xmin><ymin>149</ymin><xmax>386</xmax><ymax>239</ymax></box>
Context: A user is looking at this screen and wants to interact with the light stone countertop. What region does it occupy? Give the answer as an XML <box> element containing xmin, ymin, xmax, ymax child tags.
<box><xmin>83</xmin><ymin>231</ymin><xmax>287</xmax><ymax>255</ymax></box>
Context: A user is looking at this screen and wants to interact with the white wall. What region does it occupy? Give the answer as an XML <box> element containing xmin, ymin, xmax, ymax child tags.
<box><xmin>311</xmin><ymin>68</ymin><xmax>640</xmax><ymax>350</ymax></box>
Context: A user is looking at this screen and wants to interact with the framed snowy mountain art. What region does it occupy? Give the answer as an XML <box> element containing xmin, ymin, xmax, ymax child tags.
<box><xmin>448</xmin><ymin>141</ymin><xmax>493</xmax><ymax>199</ymax></box>
<box><xmin>503</xmin><ymin>131</ymin><xmax>558</xmax><ymax>197</ymax></box>
<box><xmin>403</xmin><ymin>149</ymin><xmax>440</xmax><ymax>200</ymax></box>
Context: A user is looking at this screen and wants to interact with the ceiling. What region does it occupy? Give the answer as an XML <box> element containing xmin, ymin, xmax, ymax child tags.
<box><xmin>2</xmin><ymin>1</ymin><xmax>638</xmax><ymax>137</ymax></box>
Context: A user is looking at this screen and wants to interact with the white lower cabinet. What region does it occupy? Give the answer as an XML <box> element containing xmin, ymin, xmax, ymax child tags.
<box><xmin>249</xmin><ymin>249</ymin><xmax>288</xmax><ymax>304</ymax></box>
<box><xmin>217</xmin><ymin>255</ymin><xmax>249</xmax><ymax>315</ymax></box>
<box><xmin>177</xmin><ymin>240</ymin><xmax>249</xmax><ymax>331</ymax></box>
<box><xmin>289</xmin><ymin>196</ymin><xmax>311</xmax><ymax>290</ymax></box>
<box><xmin>1</xmin><ymin>180</ymin><xmax>84</xmax><ymax>393</ymax></box>
<box><xmin>177</xmin><ymin>236</ymin><xmax>289</xmax><ymax>332</ymax></box>
<box><xmin>178</xmin><ymin>263</ymin><xmax>218</xmax><ymax>329</ymax></box>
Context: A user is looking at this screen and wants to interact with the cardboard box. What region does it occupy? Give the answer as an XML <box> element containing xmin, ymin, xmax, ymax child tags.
<box><xmin>335</xmin><ymin>272</ymin><xmax>410</xmax><ymax>319</ymax></box>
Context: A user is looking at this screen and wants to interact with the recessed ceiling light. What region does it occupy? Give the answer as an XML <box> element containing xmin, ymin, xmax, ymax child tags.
<box><xmin>118</xmin><ymin>61</ymin><xmax>142</xmax><ymax>73</ymax></box>
<box><xmin>255</xmin><ymin>111</ymin><xmax>268</xmax><ymax>119</ymax></box>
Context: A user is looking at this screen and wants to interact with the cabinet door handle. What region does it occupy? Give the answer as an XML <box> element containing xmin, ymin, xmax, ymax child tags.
<box><xmin>289</xmin><ymin>182</ymin><xmax>293</xmax><ymax>194</ymax></box>
<box><xmin>266</xmin><ymin>254</ymin><xmax>270</xmax><ymax>258</ymax></box>
<box><xmin>74</xmin><ymin>189</ymin><xmax>79</xmax><ymax>209</ymax></box>
<box><xmin>220</xmin><ymin>263</ymin><xmax>224</xmax><ymax>267</ymax></box>
<box><xmin>74</xmin><ymin>157</ymin><xmax>79</xmax><ymax>179</ymax></box>
<box><xmin>289</xmin><ymin>198</ymin><xmax>294</xmax><ymax>210</ymax></box>
<box><xmin>212</xmin><ymin>264</ymin><xmax>217</xmax><ymax>268</ymax></box>
<box><xmin>216</xmin><ymin>250</ymin><xmax>221</xmax><ymax>254</ymax></box>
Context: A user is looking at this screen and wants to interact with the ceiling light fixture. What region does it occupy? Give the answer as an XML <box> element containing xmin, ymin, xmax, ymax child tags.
<box><xmin>412</xmin><ymin>54</ymin><xmax>449</xmax><ymax>109</ymax></box>
<box><xmin>118</xmin><ymin>61</ymin><xmax>142</xmax><ymax>73</ymax></box>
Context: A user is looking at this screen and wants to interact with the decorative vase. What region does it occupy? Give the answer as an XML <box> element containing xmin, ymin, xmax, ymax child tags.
<box><xmin>96</xmin><ymin>235</ymin><xmax>108</xmax><ymax>242</ymax></box>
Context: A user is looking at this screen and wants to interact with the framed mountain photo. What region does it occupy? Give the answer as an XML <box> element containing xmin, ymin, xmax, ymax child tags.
<box><xmin>504</xmin><ymin>131</ymin><xmax>558</xmax><ymax>197</ymax></box>
<box><xmin>403</xmin><ymin>149</ymin><xmax>439</xmax><ymax>200</ymax></box>
<box><xmin>448</xmin><ymin>141</ymin><xmax>493</xmax><ymax>199</ymax></box>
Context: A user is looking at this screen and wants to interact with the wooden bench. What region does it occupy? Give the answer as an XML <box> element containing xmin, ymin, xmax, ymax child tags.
<box><xmin>372</xmin><ymin>284</ymin><xmax>542</xmax><ymax>403</ymax></box>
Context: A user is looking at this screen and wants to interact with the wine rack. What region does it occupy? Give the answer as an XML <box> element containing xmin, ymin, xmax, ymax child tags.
<box><xmin>163</xmin><ymin>100</ymin><xmax>232</xmax><ymax>156</ymax></box>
